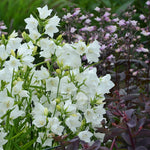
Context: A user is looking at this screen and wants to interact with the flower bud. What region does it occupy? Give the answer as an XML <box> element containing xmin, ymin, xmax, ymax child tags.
<box><xmin>17</xmin><ymin>77</ymin><xmax>22</xmax><ymax>81</ymax></box>
<box><xmin>44</xmin><ymin>108</ymin><xmax>48</xmax><ymax>116</ymax></box>
<box><xmin>56</xmin><ymin>69</ymin><xmax>61</xmax><ymax>75</ymax></box>
<box><xmin>64</xmin><ymin>71</ymin><xmax>69</xmax><ymax>76</ymax></box>
<box><xmin>22</xmin><ymin>32</ymin><xmax>31</xmax><ymax>42</ymax></box>
<box><xmin>11</xmin><ymin>49</ymin><xmax>16</xmax><ymax>57</ymax></box>
<box><xmin>13</xmin><ymin>80</ymin><xmax>18</xmax><ymax>86</ymax></box>
<box><xmin>55</xmin><ymin>98</ymin><xmax>60</xmax><ymax>104</ymax></box>
<box><xmin>56</xmin><ymin>105</ymin><xmax>61</xmax><ymax>111</ymax></box>
<box><xmin>32</xmin><ymin>46</ymin><xmax>37</xmax><ymax>55</ymax></box>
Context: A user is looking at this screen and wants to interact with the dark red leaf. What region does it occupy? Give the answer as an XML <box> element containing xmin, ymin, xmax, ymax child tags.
<box><xmin>121</xmin><ymin>132</ymin><xmax>132</xmax><ymax>145</ymax></box>
<box><xmin>127</xmin><ymin>115</ymin><xmax>137</xmax><ymax>128</ymax></box>
<box><xmin>125</xmin><ymin>109</ymin><xmax>135</xmax><ymax>120</ymax></box>
<box><xmin>135</xmin><ymin>146</ymin><xmax>148</xmax><ymax>150</ymax></box>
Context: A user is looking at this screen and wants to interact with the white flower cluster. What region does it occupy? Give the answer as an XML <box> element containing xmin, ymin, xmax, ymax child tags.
<box><xmin>0</xmin><ymin>5</ymin><xmax>114</xmax><ymax>149</ymax></box>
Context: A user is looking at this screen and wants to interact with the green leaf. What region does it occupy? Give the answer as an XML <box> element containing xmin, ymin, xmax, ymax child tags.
<box><xmin>20</xmin><ymin>139</ymin><xmax>36</xmax><ymax>150</ymax></box>
<box><xmin>115</xmin><ymin>0</ymin><xmax>135</xmax><ymax>15</ymax></box>
<box><xmin>13</xmin><ymin>142</ymin><xmax>23</xmax><ymax>150</ymax></box>
<box><xmin>101</xmin><ymin>0</ymin><xmax>111</xmax><ymax>7</ymax></box>
<box><xmin>10</xmin><ymin>127</ymin><xmax>26</xmax><ymax>140</ymax></box>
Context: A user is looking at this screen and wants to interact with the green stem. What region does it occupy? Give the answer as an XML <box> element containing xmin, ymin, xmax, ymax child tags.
<box><xmin>33</xmin><ymin>60</ymin><xmax>49</xmax><ymax>68</ymax></box>
<box><xmin>83</xmin><ymin>60</ymin><xmax>102</xmax><ymax>71</ymax></box>
<box><xmin>53</xmin><ymin>76</ymin><xmax>61</xmax><ymax>117</ymax></box>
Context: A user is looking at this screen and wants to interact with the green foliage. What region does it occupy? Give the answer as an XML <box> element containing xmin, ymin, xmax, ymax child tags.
<box><xmin>0</xmin><ymin>0</ymin><xmax>148</xmax><ymax>33</ymax></box>
<box><xmin>0</xmin><ymin>0</ymin><xmax>43</xmax><ymax>32</ymax></box>
<box><xmin>0</xmin><ymin>0</ymin><xmax>75</xmax><ymax>33</ymax></box>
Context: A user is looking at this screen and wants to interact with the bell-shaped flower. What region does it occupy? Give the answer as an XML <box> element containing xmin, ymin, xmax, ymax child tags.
<box><xmin>37</xmin><ymin>5</ymin><xmax>52</xmax><ymax>19</ymax></box>
<box><xmin>78</xmin><ymin>130</ymin><xmax>93</xmax><ymax>143</ymax></box>
<box><xmin>65</xmin><ymin>115</ymin><xmax>81</xmax><ymax>133</ymax></box>
<box><xmin>86</xmin><ymin>40</ymin><xmax>101</xmax><ymax>63</ymax></box>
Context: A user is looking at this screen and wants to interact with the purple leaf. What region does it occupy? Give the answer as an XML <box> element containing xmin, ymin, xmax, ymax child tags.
<box><xmin>136</xmin><ymin>129</ymin><xmax>150</xmax><ymax>138</ymax></box>
<box><xmin>66</xmin><ymin>137</ymin><xmax>80</xmax><ymax>150</ymax></box>
<box><xmin>125</xmin><ymin>109</ymin><xmax>135</xmax><ymax>120</ymax></box>
<box><xmin>127</xmin><ymin>115</ymin><xmax>137</xmax><ymax>128</ymax></box>
<box><xmin>121</xmin><ymin>132</ymin><xmax>132</xmax><ymax>145</ymax></box>
<box><xmin>83</xmin><ymin>140</ymin><xmax>101</xmax><ymax>150</ymax></box>
<box><xmin>137</xmin><ymin>117</ymin><xmax>146</xmax><ymax>128</ymax></box>
<box><xmin>135</xmin><ymin>146</ymin><xmax>148</xmax><ymax>150</ymax></box>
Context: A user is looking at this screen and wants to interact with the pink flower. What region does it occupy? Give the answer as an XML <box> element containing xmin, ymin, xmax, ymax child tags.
<box><xmin>85</xmin><ymin>19</ymin><xmax>91</xmax><ymax>24</ymax></box>
<box><xmin>132</xmin><ymin>71</ymin><xmax>138</xmax><ymax>76</ymax></box>
<box><xmin>139</xmin><ymin>14</ymin><xmax>145</xmax><ymax>20</ymax></box>
<box><xmin>107</xmin><ymin>25</ymin><xmax>117</xmax><ymax>33</ymax></box>
<box><xmin>79</xmin><ymin>15</ymin><xmax>87</xmax><ymax>20</ymax></box>
<box><xmin>80</xmin><ymin>26</ymin><xmax>96</xmax><ymax>32</ymax></box>
<box><xmin>63</xmin><ymin>13</ymin><xmax>72</xmax><ymax>19</ymax></box>
<box><xmin>130</xmin><ymin>20</ymin><xmax>137</xmax><ymax>26</ymax></box>
<box><xmin>70</xmin><ymin>27</ymin><xmax>76</xmax><ymax>33</ymax></box>
<box><xmin>118</xmin><ymin>19</ymin><xmax>126</xmax><ymax>26</ymax></box>
<box><xmin>94</xmin><ymin>7</ymin><xmax>100</xmax><ymax>12</ymax></box>
<box><xmin>95</xmin><ymin>17</ymin><xmax>101</xmax><ymax>22</ymax></box>
<box><xmin>112</xmin><ymin>18</ymin><xmax>119</xmax><ymax>22</ymax></box>
<box><xmin>72</xmin><ymin>8</ymin><xmax>80</xmax><ymax>16</ymax></box>
<box><xmin>141</xmin><ymin>29</ymin><xmax>150</xmax><ymax>36</ymax></box>
<box><xmin>104</xmin><ymin>33</ymin><xmax>110</xmax><ymax>40</ymax></box>
<box><xmin>103</xmin><ymin>12</ymin><xmax>110</xmax><ymax>17</ymax></box>
<box><xmin>100</xmin><ymin>45</ymin><xmax>107</xmax><ymax>50</ymax></box>
<box><xmin>107</xmin><ymin>54</ymin><xmax>115</xmax><ymax>62</ymax></box>
<box><xmin>146</xmin><ymin>1</ymin><xmax>150</xmax><ymax>5</ymax></box>
<box><xmin>136</xmin><ymin>47</ymin><xmax>149</xmax><ymax>52</ymax></box>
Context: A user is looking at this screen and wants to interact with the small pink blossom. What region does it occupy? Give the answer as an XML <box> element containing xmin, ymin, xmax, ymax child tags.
<box><xmin>104</xmin><ymin>17</ymin><xmax>110</xmax><ymax>22</ymax></box>
<box><xmin>75</xmin><ymin>34</ymin><xmax>84</xmax><ymax>41</ymax></box>
<box><xmin>103</xmin><ymin>12</ymin><xmax>110</xmax><ymax>17</ymax></box>
<box><xmin>141</xmin><ymin>29</ymin><xmax>150</xmax><ymax>36</ymax></box>
<box><xmin>130</xmin><ymin>20</ymin><xmax>137</xmax><ymax>26</ymax></box>
<box><xmin>115</xmin><ymin>48</ymin><xmax>122</xmax><ymax>52</ymax></box>
<box><xmin>112</xmin><ymin>18</ymin><xmax>119</xmax><ymax>22</ymax></box>
<box><xmin>85</xmin><ymin>19</ymin><xmax>91</xmax><ymax>24</ymax></box>
<box><xmin>145</xmin><ymin>60</ymin><xmax>149</xmax><ymax>64</ymax></box>
<box><xmin>107</xmin><ymin>54</ymin><xmax>115</xmax><ymax>62</ymax></box>
<box><xmin>95</xmin><ymin>17</ymin><xmax>101</xmax><ymax>21</ymax></box>
<box><xmin>89</xmin><ymin>13</ymin><xmax>94</xmax><ymax>17</ymax></box>
<box><xmin>146</xmin><ymin>1</ymin><xmax>150</xmax><ymax>5</ymax></box>
<box><xmin>72</xmin><ymin>8</ymin><xmax>80</xmax><ymax>16</ymax></box>
<box><xmin>63</xmin><ymin>13</ymin><xmax>72</xmax><ymax>19</ymax></box>
<box><xmin>106</xmin><ymin>8</ymin><xmax>111</xmax><ymax>11</ymax></box>
<box><xmin>107</xmin><ymin>25</ymin><xmax>117</xmax><ymax>33</ymax></box>
<box><xmin>136</xmin><ymin>47</ymin><xmax>149</xmax><ymax>53</ymax></box>
<box><xmin>100</xmin><ymin>44</ymin><xmax>107</xmax><ymax>50</ymax></box>
<box><xmin>94</xmin><ymin>7</ymin><xmax>100</xmax><ymax>12</ymax></box>
<box><xmin>70</xmin><ymin>27</ymin><xmax>76</xmax><ymax>33</ymax></box>
<box><xmin>132</xmin><ymin>71</ymin><xmax>138</xmax><ymax>76</ymax></box>
<box><xmin>139</xmin><ymin>14</ymin><xmax>145</xmax><ymax>20</ymax></box>
<box><xmin>80</xmin><ymin>26</ymin><xmax>96</xmax><ymax>32</ymax></box>
<box><xmin>104</xmin><ymin>33</ymin><xmax>110</xmax><ymax>40</ymax></box>
<box><xmin>118</xmin><ymin>19</ymin><xmax>126</xmax><ymax>26</ymax></box>
<box><xmin>79</xmin><ymin>15</ymin><xmax>87</xmax><ymax>20</ymax></box>
<box><xmin>129</xmin><ymin>69</ymin><xmax>134</xmax><ymax>72</ymax></box>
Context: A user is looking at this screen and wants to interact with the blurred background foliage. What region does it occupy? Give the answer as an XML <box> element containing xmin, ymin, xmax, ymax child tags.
<box><xmin>0</xmin><ymin>0</ymin><xmax>147</xmax><ymax>33</ymax></box>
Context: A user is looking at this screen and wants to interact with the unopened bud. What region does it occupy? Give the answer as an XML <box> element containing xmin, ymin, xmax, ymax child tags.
<box><xmin>56</xmin><ymin>105</ymin><xmax>61</xmax><ymax>111</ymax></box>
<box><xmin>56</xmin><ymin>69</ymin><xmax>61</xmax><ymax>75</ymax></box>
<box><xmin>55</xmin><ymin>98</ymin><xmax>60</xmax><ymax>104</ymax></box>
<box><xmin>11</xmin><ymin>49</ymin><xmax>16</xmax><ymax>57</ymax></box>
<box><xmin>44</xmin><ymin>108</ymin><xmax>48</xmax><ymax>116</ymax></box>
<box><xmin>17</xmin><ymin>77</ymin><xmax>22</xmax><ymax>81</ymax></box>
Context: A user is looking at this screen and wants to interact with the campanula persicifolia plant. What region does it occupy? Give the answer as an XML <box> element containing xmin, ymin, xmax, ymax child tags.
<box><xmin>0</xmin><ymin>5</ymin><xmax>115</xmax><ymax>150</ymax></box>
